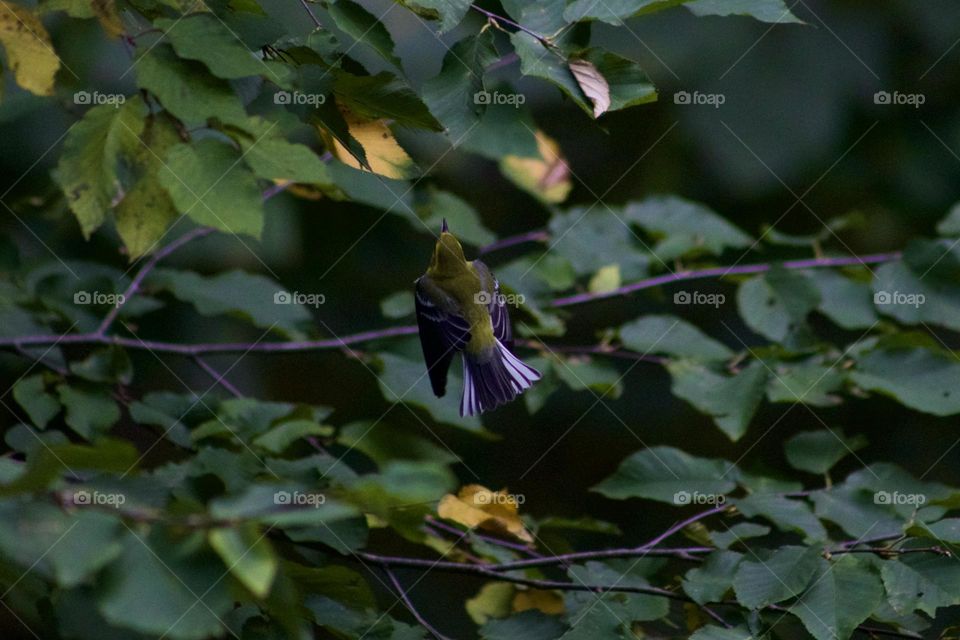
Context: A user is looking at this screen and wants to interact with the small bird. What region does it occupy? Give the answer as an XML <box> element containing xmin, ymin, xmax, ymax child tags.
<box><xmin>415</xmin><ymin>220</ymin><xmax>541</xmax><ymax>417</ymax></box>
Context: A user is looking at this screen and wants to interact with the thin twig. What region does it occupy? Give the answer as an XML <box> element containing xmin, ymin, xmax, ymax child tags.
<box><xmin>550</xmin><ymin>252</ymin><xmax>903</xmax><ymax>307</ymax></box>
<box><xmin>96</xmin><ymin>227</ymin><xmax>214</xmax><ymax>335</ymax></box>
<box><xmin>383</xmin><ymin>567</ymin><xmax>453</xmax><ymax>640</ymax></box>
<box><xmin>426</xmin><ymin>516</ymin><xmax>543</xmax><ymax>558</ymax></box>
<box><xmin>469</xmin><ymin>4</ymin><xmax>551</xmax><ymax>44</ymax></box>
<box><xmin>298</xmin><ymin>0</ymin><xmax>323</xmax><ymax>28</ymax></box>
<box><xmin>192</xmin><ymin>356</ymin><xmax>243</xmax><ymax>398</ymax></box>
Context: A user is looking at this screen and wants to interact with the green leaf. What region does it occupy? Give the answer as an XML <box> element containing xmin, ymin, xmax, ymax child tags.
<box><xmin>736</xmin><ymin>267</ymin><xmax>820</xmax><ymax>345</ymax></box>
<box><xmin>872</xmin><ymin>250</ymin><xmax>960</xmax><ymax>332</ymax></box>
<box><xmin>70</xmin><ymin>346</ymin><xmax>133</xmax><ymax>385</ymax></box>
<box><xmin>0</xmin><ymin>501</ymin><xmax>123</xmax><ymax>587</ymax></box>
<box><xmin>149</xmin><ymin>268</ymin><xmax>314</xmax><ymax>338</ymax></box>
<box><xmin>422</xmin><ymin>31</ymin><xmax>499</xmax><ymax>140</ymax></box>
<box><xmin>337</xmin><ymin>420</ymin><xmax>459</xmax><ymax>466</ymax></box>
<box><xmin>916</xmin><ymin>518</ymin><xmax>960</xmax><ymax>543</ymax></box>
<box><xmin>510</xmin><ymin>32</ymin><xmax>590</xmax><ymax>115</ymax></box>
<box><xmin>155</xmin><ymin>14</ymin><xmax>289</xmax><ymax>82</ymax></box>
<box><xmin>880</xmin><ymin>553</ymin><xmax>960</xmax><ymax>617</ymax></box>
<box><xmin>328</xmin><ymin>0</ymin><xmax>402</xmax><ymax>68</ymax></box>
<box><xmin>593</xmin><ymin>445</ymin><xmax>738</xmax><ymax>502</ymax></box>
<box><xmin>765</xmin><ymin>357</ymin><xmax>844</xmax><ymax>406</ymax></box>
<box><xmin>625</xmin><ymin>195</ymin><xmax>752</xmax><ymax>260</ymax></box>
<box><xmin>54</xmin><ymin>101</ymin><xmax>142</xmax><ymax>238</ymax></box>
<box><xmin>552</xmin><ymin>355</ymin><xmax>624</xmax><ymax>399</ymax></box>
<box><xmin>788</xmin><ymin>556</ymin><xmax>884</xmax><ymax>640</ymax></box>
<box><xmin>620</xmin><ymin>314</ymin><xmax>732</xmax><ymax>361</ymax></box>
<box><xmin>343</xmin><ymin>460</ymin><xmax>456</xmax><ymax>540</ymax></box>
<box><xmin>57</xmin><ymin>385</ymin><xmax>120</xmax><ymax>439</ymax></box>
<box><xmin>13</xmin><ymin>374</ymin><xmax>60</xmax><ymax>429</ymax></box>
<box><xmin>237</xmin><ymin>133</ymin><xmax>331</xmax><ymax>184</ymax></box>
<box><xmin>208</xmin><ymin>523</ymin><xmax>277</xmax><ymax>598</ymax></box>
<box><xmin>253</xmin><ymin>419</ymin><xmax>333</xmax><ymax>454</ymax></box>
<box><xmin>397</xmin><ymin>0</ymin><xmax>471</xmax><ymax>32</ymax></box>
<box><xmin>564</xmin><ymin>0</ymin><xmax>690</xmax><ymax>23</ymax></box>
<box><xmin>850</xmin><ymin>347</ymin><xmax>960</xmax><ymax>416</ymax></box>
<box><xmin>159</xmin><ymin>139</ymin><xmax>264</xmax><ymax>237</ymax></box>
<box><xmin>785</xmin><ymin>429</ymin><xmax>867</xmax><ymax>475</ymax></box>
<box><xmin>733</xmin><ymin>545</ymin><xmax>820</xmax><ymax>609</ymax></box>
<box><xmin>0</xmin><ymin>439</ymin><xmax>139</xmax><ymax>496</ymax></box>
<box><xmin>686</xmin><ymin>0</ymin><xmax>803</xmax><ymax>23</ymax></box>
<box><xmin>936</xmin><ymin>201</ymin><xmax>960</xmax><ymax>236</ymax></box>
<box><xmin>734</xmin><ymin>493</ymin><xmax>827</xmax><ymax>541</ymax></box>
<box><xmin>334</xmin><ymin>71</ymin><xmax>443</xmax><ymax>131</ymax></box>
<box><xmin>412</xmin><ymin>188</ymin><xmax>495</xmax><ymax>246</ymax></box>
<box><xmin>481</xmin><ymin>610</ymin><xmax>566</xmax><ymax>640</ymax></box>
<box><xmin>807</xmin><ymin>269</ymin><xmax>877</xmax><ymax>330</ymax></box>
<box><xmin>97</xmin><ymin>529</ymin><xmax>234</xmax><ymax>640</ymax></box>
<box><xmin>690</xmin><ymin>627</ymin><xmax>755</xmax><ymax>640</ymax></box>
<box><xmin>667</xmin><ymin>360</ymin><xmax>768</xmax><ymax>441</ymax></box>
<box><xmin>135</xmin><ymin>44</ymin><xmax>247</xmax><ymax>125</ymax></box>
<box><xmin>683</xmin><ymin>550</ymin><xmax>743</xmax><ymax>604</ymax></box>
<box><xmin>380</xmin><ymin>291</ymin><xmax>415</xmax><ymax>319</ymax></box>
<box><xmin>547</xmin><ymin>208</ymin><xmax>649</xmax><ymax>280</ymax></box>
<box><xmin>709</xmin><ymin>522</ymin><xmax>770</xmax><ymax>550</ymax></box>
<box><xmin>375</xmin><ymin>352</ymin><xmax>486</xmax><ymax>433</ymax></box>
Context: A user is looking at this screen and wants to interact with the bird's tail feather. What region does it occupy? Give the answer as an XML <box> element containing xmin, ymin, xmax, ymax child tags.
<box><xmin>460</xmin><ymin>340</ymin><xmax>541</xmax><ymax>417</ymax></box>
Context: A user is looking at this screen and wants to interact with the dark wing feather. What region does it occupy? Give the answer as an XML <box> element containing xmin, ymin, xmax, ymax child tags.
<box><xmin>415</xmin><ymin>277</ymin><xmax>470</xmax><ymax>397</ymax></box>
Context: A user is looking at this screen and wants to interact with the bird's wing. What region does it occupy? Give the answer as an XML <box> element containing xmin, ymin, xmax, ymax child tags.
<box><xmin>474</xmin><ymin>260</ymin><xmax>512</xmax><ymax>346</ymax></box>
<box><xmin>415</xmin><ymin>276</ymin><xmax>470</xmax><ymax>397</ymax></box>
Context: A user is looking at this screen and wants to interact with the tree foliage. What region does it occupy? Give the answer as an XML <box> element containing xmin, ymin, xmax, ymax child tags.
<box><xmin>0</xmin><ymin>1</ymin><xmax>958</xmax><ymax>639</ymax></box>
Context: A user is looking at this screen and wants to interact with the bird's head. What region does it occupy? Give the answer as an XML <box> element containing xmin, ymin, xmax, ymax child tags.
<box><xmin>429</xmin><ymin>219</ymin><xmax>468</xmax><ymax>277</ymax></box>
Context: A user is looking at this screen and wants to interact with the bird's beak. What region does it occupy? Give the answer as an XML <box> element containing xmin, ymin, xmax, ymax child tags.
<box><xmin>441</xmin><ymin>218</ymin><xmax>449</xmax><ymax>233</ymax></box>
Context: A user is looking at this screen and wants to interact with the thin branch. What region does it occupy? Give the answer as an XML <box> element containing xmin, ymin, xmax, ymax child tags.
<box><xmin>383</xmin><ymin>567</ymin><xmax>452</xmax><ymax>640</ymax></box>
<box><xmin>551</xmin><ymin>252</ymin><xmax>903</xmax><ymax>307</ymax></box>
<box><xmin>298</xmin><ymin>0</ymin><xmax>323</xmax><ymax>28</ymax></box>
<box><xmin>477</xmin><ymin>230</ymin><xmax>549</xmax><ymax>256</ymax></box>
<box><xmin>96</xmin><ymin>227</ymin><xmax>214</xmax><ymax>335</ymax></box>
<box><xmin>469</xmin><ymin>5</ymin><xmax>551</xmax><ymax>45</ymax></box>
<box><xmin>192</xmin><ymin>356</ymin><xmax>243</xmax><ymax>398</ymax></box>
<box><xmin>426</xmin><ymin>516</ymin><xmax>543</xmax><ymax>558</ymax></box>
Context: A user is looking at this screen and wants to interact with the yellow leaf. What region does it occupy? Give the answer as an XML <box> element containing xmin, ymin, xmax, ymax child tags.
<box><xmin>513</xmin><ymin>588</ymin><xmax>565</xmax><ymax>615</ymax></box>
<box><xmin>90</xmin><ymin>0</ymin><xmax>124</xmax><ymax>37</ymax></box>
<box><xmin>0</xmin><ymin>3</ymin><xmax>60</xmax><ymax>96</ymax></box>
<box><xmin>588</xmin><ymin>264</ymin><xmax>621</xmax><ymax>294</ymax></box>
<box><xmin>323</xmin><ymin>102</ymin><xmax>417</xmax><ymax>179</ymax></box>
<box><xmin>437</xmin><ymin>484</ymin><xmax>533</xmax><ymax>543</ymax></box>
<box><xmin>500</xmin><ymin>130</ymin><xmax>572</xmax><ymax>204</ymax></box>
<box><xmin>465</xmin><ymin>582</ymin><xmax>514</xmax><ymax>625</ymax></box>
